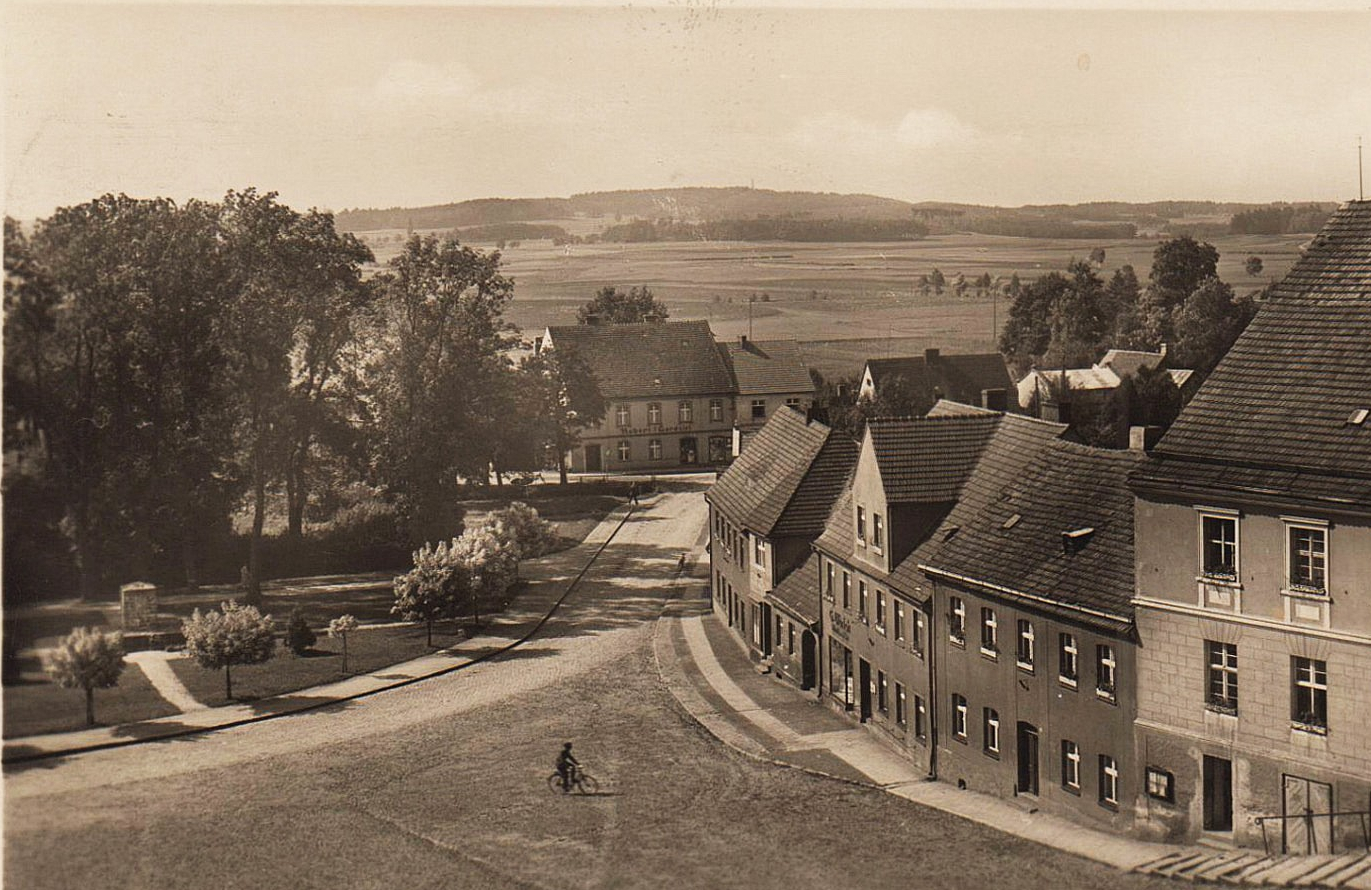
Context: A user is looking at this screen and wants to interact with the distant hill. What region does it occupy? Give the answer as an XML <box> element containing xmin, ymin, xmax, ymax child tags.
<box><xmin>334</xmin><ymin>187</ymin><xmax>1337</xmax><ymax>240</ymax></box>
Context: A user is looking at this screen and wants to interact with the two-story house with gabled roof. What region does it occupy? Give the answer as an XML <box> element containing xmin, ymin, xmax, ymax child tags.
<box><xmin>542</xmin><ymin>320</ymin><xmax>737</xmax><ymax>472</ymax></box>
<box><xmin>1129</xmin><ymin>200</ymin><xmax>1371</xmax><ymax>852</ymax></box>
<box><xmin>723</xmin><ymin>336</ymin><xmax>816</xmax><ymax>443</ymax></box>
<box><xmin>705</xmin><ymin>406</ymin><xmax>857</xmax><ymax>690</ymax></box>
<box><xmin>859</xmin><ymin>349</ymin><xmax>1015</xmax><ymax>412</ymax></box>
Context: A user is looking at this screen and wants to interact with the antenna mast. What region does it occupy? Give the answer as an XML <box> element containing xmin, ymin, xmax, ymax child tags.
<box><xmin>1360</xmin><ymin>136</ymin><xmax>1364</xmax><ymax>200</ymax></box>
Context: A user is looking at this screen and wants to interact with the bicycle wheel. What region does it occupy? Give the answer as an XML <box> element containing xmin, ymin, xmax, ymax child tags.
<box><xmin>575</xmin><ymin>773</ymin><xmax>600</xmax><ymax>795</ymax></box>
<box><xmin>547</xmin><ymin>772</ymin><xmax>564</xmax><ymax>793</ymax></box>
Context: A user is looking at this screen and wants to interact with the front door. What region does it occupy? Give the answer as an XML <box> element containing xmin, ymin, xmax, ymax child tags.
<box><xmin>759</xmin><ymin>602</ymin><xmax>772</xmax><ymax>656</ymax></box>
<box><xmin>584</xmin><ymin>444</ymin><xmax>602</xmax><ymax>472</ymax></box>
<box><xmin>858</xmin><ymin>659</ymin><xmax>873</xmax><ymax>722</ymax></box>
<box><xmin>1204</xmin><ymin>755</ymin><xmax>1234</xmax><ymax>832</ymax></box>
<box><xmin>801</xmin><ymin>631</ymin><xmax>817</xmax><ymax>690</ymax></box>
<box><xmin>1283</xmin><ymin>775</ymin><xmax>1334</xmax><ymax>854</ymax></box>
<box><xmin>1016</xmin><ymin>723</ymin><xmax>1040</xmax><ymax>795</ymax></box>
<box><xmin>680</xmin><ymin>437</ymin><xmax>698</xmax><ymax>466</ymax></box>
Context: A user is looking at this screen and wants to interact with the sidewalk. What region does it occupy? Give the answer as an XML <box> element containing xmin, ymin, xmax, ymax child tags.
<box><xmin>653</xmin><ymin>604</ymin><xmax>1371</xmax><ymax>889</ymax></box>
<box><xmin>4</xmin><ymin>497</ymin><xmax>644</xmax><ymax>765</ymax></box>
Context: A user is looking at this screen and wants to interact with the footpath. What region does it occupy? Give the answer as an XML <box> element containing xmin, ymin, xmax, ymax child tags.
<box><xmin>4</xmin><ymin>497</ymin><xmax>642</xmax><ymax>765</ymax></box>
<box><xmin>654</xmin><ymin>585</ymin><xmax>1371</xmax><ymax>889</ymax></box>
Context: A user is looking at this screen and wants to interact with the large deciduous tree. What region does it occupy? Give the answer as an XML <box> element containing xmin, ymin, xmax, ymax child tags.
<box><xmin>577</xmin><ymin>285</ymin><xmax>668</xmax><ymax>324</ymax></box>
<box><xmin>520</xmin><ymin>347</ymin><xmax>606</xmax><ymax>485</ymax></box>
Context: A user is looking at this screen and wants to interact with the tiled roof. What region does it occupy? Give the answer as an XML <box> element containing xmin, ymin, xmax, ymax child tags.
<box><xmin>723</xmin><ymin>339</ymin><xmax>815</xmax><ymax>396</ymax></box>
<box><xmin>865</xmin><ymin>353</ymin><xmax>1014</xmax><ymax>407</ymax></box>
<box><xmin>706</xmin><ymin>407</ymin><xmax>856</xmax><ymax>537</ymax></box>
<box><xmin>813</xmin><ymin>487</ymin><xmax>855</xmax><ymax>559</ymax></box>
<box><xmin>545</xmin><ymin>320</ymin><xmax>734</xmax><ymax>400</ymax></box>
<box><xmin>918</xmin><ymin>439</ymin><xmax>1143</xmax><ymax>631</ymax></box>
<box><xmin>1139</xmin><ymin>200</ymin><xmax>1371</xmax><ymax>505</ymax></box>
<box><xmin>867</xmin><ymin>414</ymin><xmax>1000</xmax><ymax>503</ymax></box>
<box><xmin>767</xmin><ymin>551</ymin><xmax>821</xmax><ymax>624</ymax></box>
<box><xmin>1099</xmin><ymin>348</ymin><xmax>1167</xmax><ymax>377</ymax></box>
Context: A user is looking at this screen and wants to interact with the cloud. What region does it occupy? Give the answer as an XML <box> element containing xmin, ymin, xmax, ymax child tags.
<box><xmin>895</xmin><ymin>107</ymin><xmax>978</xmax><ymax>149</ymax></box>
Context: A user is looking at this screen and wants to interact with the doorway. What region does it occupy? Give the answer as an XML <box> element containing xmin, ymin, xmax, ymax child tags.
<box><xmin>1203</xmin><ymin>755</ymin><xmax>1234</xmax><ymax>832</ymax></box>
<box><xmin>858</xmin><ymin>659</ymin><xmax>873</xmax><ymax>722</ymax></box>
<box><xmin>759</xmin><ymin>603</ymin><xmax>773</xmax><ymax>656</ymax></box>
<box><xmin>584</xmin><ymin>444</ymin><xmax>602</xmax><ymax>472</ymax></box>
<box><xmin>1283</xmin><ymin>774</ymin><xmax>1333</xmax><ymax>854</ymax></box>
<box><xmin>679</xmin><ymin>437</ymin><xmax>698</xmax><ymax>466</ymax></box>
<box><xmin>1016</xmin><ymin>723</ymin><xmax>1040</xmax><ymax>795</ymax></box>
<box><xmin>801</xmin><ymin>631</ymin><xmax>817</xmax><ymax>690</ymax></box>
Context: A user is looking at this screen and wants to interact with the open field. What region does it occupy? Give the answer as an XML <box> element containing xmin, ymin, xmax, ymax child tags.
<box><xmin>366</xmin><ymin>231</ymin><xmax>1309</xmax><ymax>366</ymax></box>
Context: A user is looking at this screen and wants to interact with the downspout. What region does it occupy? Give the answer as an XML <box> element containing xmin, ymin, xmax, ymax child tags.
<box><xmin>924</xmin><ymin>590</ymin><xmax>938</xmax><ymax>781</ymax></box>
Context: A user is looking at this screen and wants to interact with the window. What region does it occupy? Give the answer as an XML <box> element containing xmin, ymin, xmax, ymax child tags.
<box><xmin>1096</xmin><ymin>645</ymin><xmax>1117</xmax><ymax>701</ymax></box>
<box><xmin>753</xmin><ymin>536</ymin><xmax>766</xmax><ymax>569</ymax></box>
<box><xmin>678</xmin><ymin>400</ymin><xmax>693</xmax><ymax>423</ymax></box>
<box><xmin>1099</xmin><ymin>755</ymin><xmax>1119</xmax><ymax>807</ymax></box>
<box><xmin>914</xmin><ymin>695</ymin><xmax>927</xmax><ymax>739</ymax></box>
<box><xmin>878</xmin><ymin>670</ymin><xmax>888</xmax><ymax>713</ymax></box>
<box><xmin>895</xmin><ymin>683</ymin><xmax>907</xmax><ymax>726</ymax></box>
<box><xmin>615</xmin><ymin>404</ymin><xmax>631</xmax><ymax>428</ymax></box>
<box><xmin>952</xmin><ymin>694</ymin><xmax>968</xmax><ymax>740</ymax></box>
<box><xmin>1059</xmin><ymin>633</ymin><xmax>1079</xmax><ymax>686</ymax></box>
<box><xmin>751</xmin><ymin>399</ymin><xmax>766</xmax><ymax>420</ymax></box>
<box><xmin>647</xmin><ymin>402</ymin><xmax>662</xmax><ymax>426</ymax></box>
<box><xmin>775</xmin><ymin>614</ymin><xmax>783</xmax><ymax>650</ymax></box>
<box><xmin>709</xmin><ymin>398</ymin><xmax>724</xmax><ymax>421</ymax></box>
<box><xmin>1206</xmin><ymin>641</ymin><xmax>1238</xmax><ymax>714</ymax></box>
<box><xmin>949</xmin><ymin>597</ymin><xmax>966</xmax><ymax>644</ymax></box>
<box><xmin>785</xmin><ymin>396</ymin><xmax>802</xmax><ymax>410</ymax></box>
<box><xmin>894</xmin><ymin>601</ymin><xmax>905</xmax><ymax>641</ymax></box>
<box><xmin>1016</xmin><ymin>619</ymin><xmax>1035</xmax><ymax>670</ymax></box>
<box><xmin>983</xmin><ymin>708</ymin><xmax>1000</xmax><ymax>756</ymax></box>
<box><xmin>980</xmin><ymin>607</ymin><xmax>998</xmax><ymax>656</ymax></box>
<box><xmin>787</xmin><ymin>622</ymin><xmax>795</xmax><ymax>654</ymax></box>
<box><xmin>825</xmin><ymin>561</ymin><xmax>835</xmax><ymax>602</ymax></box>
<box><xmin>875</xmin><ymin>591</ymin><xmax>886</xmax><ymax>630</ymax></box>
<box><xmin>858</xmin><ymin>580</ymin><xmax>868</xmax><ymax>622</ymax></box>
<box><xmin>856</xmin><ymin>506</ymin><xmax>867</xmax><ymax>544</ymax></box>
<box><xmin>617</xmin><ymin>440</ymin><xmax>631</xmax><ymax>462</ymax></box>
<box><xmin>1288</xmin><ymin>525</ymin><xmax>1328</xmax><ymax>593</ymax></box>
<box><xmin>1292</xmin><ymin>656</ymin><xmax>1328</xmax><ymax>731</ymax></box>
<box><xmin>872</xmin><ymin>513</ymin><xmax>884</xmax><ymax>550</ymax></box>
<box><xmin>1061</xmin><ymin>741</ymin><xmax>1081</xmax><ymax>792</ymax></box>
<box><xmin>648</xmin><ymin>439</ymin><xmax>663</xmax><ymax>460</ymax></box>
<box><xmin>1146</xmin><ymin>767</ymin><xmax>1175</xmax><ymax>803</ymax></box>
<box><xmin>1202</xmin><ymin>514</ymin><xmax>1238</xmax><ymax>579</ymax></box>
<box><xmin>842</xmin><ymin>572</ymin><xmax>851</xmax><ymax>609</ymax></box>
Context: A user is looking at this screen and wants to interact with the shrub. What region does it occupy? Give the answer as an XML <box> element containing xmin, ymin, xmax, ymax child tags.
<box><xmin>488</xmin><ymin>502</ymin><xmax>558</xmax><ymax>562</ymax></box>
<box><xmin>182</xmin><ymin>601</ymin><xmax>276</xmax><ymax>700</ymax></box>
<box><xmin>393</xmin><ymin>541</ymin><xmax>466</xmax><ymax>646</ymax></box>
<box><xmin>284</xmin><ymin>607</ymin><xmax>316</xmax><ymax>655</ymax></box>
<box><xmin>43</xmin><ymin>627</ymin><xmax>126</xmax><ymax>726</ymax></box>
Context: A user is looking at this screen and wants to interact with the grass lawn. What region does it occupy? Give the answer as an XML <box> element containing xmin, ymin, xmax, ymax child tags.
<box><xmin>2</xmin><ymin>655</ymin><xmax>180</xmax><ymax>739</ymax></box>
<box><xmin>165</xmin><ymin>623</ymin><xmax>458</xmax><ymax>707</ymax></box>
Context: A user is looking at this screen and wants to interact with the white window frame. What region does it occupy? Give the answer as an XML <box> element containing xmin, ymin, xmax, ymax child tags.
<box><xmin>842</xmin><ymin>572</ymin><xmax>851</xmax><ymax>609</ymax></box>
<box><xmin>617</xmin><ymin>440</ymin><xmax>631</xmax><ymax>462</ymax></box>
<box><xmin>785</xmin><ymin>396</ymin><xmax>802</xmax><ymax>410</ymax></box>
<box><xmin>1062</xmin><ymin>740</ymin><xmax>1081</xmax><ymax>791</ymax></box>
<box><xmin>872</xmin><ymin>513</ymin><xmax>884</xmax><ymax>553</ymax></box>
<box><xmin>615</xmin><ymin>404</ymin><xmax>631</xmax><ymax>428</ymax></box>
<box><xmin>858</xmin><ymin>580</ymin><xmax>868</xmax><ymax>623</ymax></box>
<box><xmin>1292</xmin><ymin>656</ymin><xmax>1329</xmax><ymax>733</ymax></box>
<box><xmin>1197</xmin><ymin>508</ymin><xmax>1240</xmax><ymax>582</ymax></box>
<box><xmin>648</xmin><ymin>438</ymin><xmax>663</xmax><ymax>460</ymax></box>
<box><xmin>678</xmin><ymin>400</ymin><xmax>693</xmax><ymax>424</ymax></box>
<box><xmin>856</xmin><ymin>506</ymin><xmax>867</xmax><ymax>545</ymax></box>
<box><xmin>894</xmin><ymin>601</ymin><xmax>905</xmax><ymax>642</ymax></box>
<box><xmin>877</xmin><ymin>670</ymin><xmax>888</xmax><ymax>713</ymax></box>
<box><xmin>914</xmin><ymin>695</ymin><xmax>927</xmax><ymax>739</ymax></box>
<box><xmin>952</xmin><ymin>694</ymin><xmax>968</xmax><ymax>740</ymax></box>
<box><xmin>709</xmin><ymin>398</ymin><xmax>724</xmax><ymax>421</ymax></box>
<box><xmin>824</xmin><ymin>561</ymin><xmax>835</xmax><ymax>602</ymax></box>
<box><xmin>751</xmin><ymin>398</ymin><xmax>766</xmax><ymax>420</ymax></box>
<box><xmin>1284</xmin><ymin>517</ymin><xmax>1329</xmax><ymax>596</ymax></box>
<box><xmin>914</xmin><ymin>611</ymin><xmax>926</xmax><ymax>656</ymax></box>
<box><xmin>980</xmin><ymin>607</ymin><xmax>998</xmax><ymax>657</ymax></box>
<box><xmin>1096</xmin><ymin>644</ymin><xmax>1117</xmax><ymax>702</ymax></box>
<box><xmin>949</xmin><ymin>597</ymin><xmax>966</xmax><ymax>645</ymax></box>
<box><xmin>1099</xmin><ymin>755</ymin><xmax>1119</xmax><ymax>807</ymax></box>
<box><xmin>1016</xmin><ymin>619</ymin><xmax>1035</xmax><ymax>671</ymax></box>
<box><xmin>753</xmin><ymin>536</ymin><xmax>766</xmax><ymax>569</ymax></box>
<box><xmin>1059</xmin><ymin>633</ymin><xmax>1079</xmax><ymax>688</ymax></box>
<box><xmin>895</xmin><ymin>682</ymin><xmax>906</xmax><ymax>726</ymax></box>
<box><xmin>983</xmin><ymin>708</ymin><xmax>1000</xmax><ymax>755</ymax></box>
<box><xmin>1205</xmin><ymin>640</ymin><xmax>1238</xmax><ymax>715</ymax></box>
<box><xmin>647</xmin><ymin>402</ymin><xmax>662</xmax><ymax>426</ymax></box>
<box><xmin>875</xmin><ymin>590</ymin><xmax>886</xmax><ymax>633</ymax></box>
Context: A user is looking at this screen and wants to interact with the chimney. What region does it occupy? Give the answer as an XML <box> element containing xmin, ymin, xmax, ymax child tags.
<box><xmin>1129</xmin><ymin>425</ymin><xmax>1163</xmax><ymax>451</ymax></box>
<box><xmin>981</xmin><ymin>388</ymin><xmax>1008</xmax><ymax>411</ymax></box>
<box><xmin>1159</xmin><ymin>342</ymin><xmax>1169</xmax><ymax>360</ymax></box>
<box><xmin>584</xmin><ymin>313</ymin><xmax>601</xmax><ymax>326</ymax></box>
<box><xmin>925</xmin><ymin>347</ymin><xmax>940</xmax><ymax>362</ymax></box>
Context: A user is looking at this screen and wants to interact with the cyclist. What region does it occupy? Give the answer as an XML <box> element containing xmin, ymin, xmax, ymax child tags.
<box><xmin>555</xmin><ymin>742</ymin><xmax>580</xmax><ymax>793</ymax></box>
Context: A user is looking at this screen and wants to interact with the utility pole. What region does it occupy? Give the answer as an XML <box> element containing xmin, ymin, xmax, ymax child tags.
<box><xmin>1360</xmin><ymin>136</ymin><xmax>1364</xmax><ymax>200</ymax></box>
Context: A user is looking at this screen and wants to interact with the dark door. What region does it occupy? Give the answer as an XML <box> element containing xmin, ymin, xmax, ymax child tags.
<box><xmin>801</xmin><ymin>631</ymin><xmax>817</xmax><ymax>690</ymax></box>
<box><xmin>1204</xmin><ymin>756</ymin><xmax>1234</xmax><ymax>832</ymax></box>
<box><xmin>680</xmin><ymin>437</ymin><xmax>698</xmax><ymax>466</ymax></box>
<box><xmin>1016</xmin><ymin>723</ymin><xmax>1040</xmax><ymax>795</ymax></box>
<box><xmin>759</xmin><ymin>603</ymin><xmax>772</xmax><ymax>656</ymax></box>
<box><xmin>584</xmin><ymin>444</ymin><xmax>602</xmax><ymax>472</ymax></box>
<box><xmin>859</xmin><ymin>659</ymin><xmax>873</xmax><ymax>722</ymax></box>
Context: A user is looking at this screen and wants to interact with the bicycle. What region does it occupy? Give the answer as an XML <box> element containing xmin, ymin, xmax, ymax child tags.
<box><xmin>547</xmin><ymin>766</ymin><xmax>600</xmax><ymax>795</ymax></box>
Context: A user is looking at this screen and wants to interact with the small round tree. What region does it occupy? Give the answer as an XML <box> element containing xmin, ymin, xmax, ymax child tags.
<box><xmin>181</xmin><ymin>601</ymin><xmax>276</xmax><ymax>700</ymax></box>
<box><xmin>393</xmin><ymin>541</ymin><xmax>466</xmax><ymax>647</ymax></box>
<box><xmin>284</xmin><ymin>607</ymin><xmax>316</xmax><ymax>656</ymax></box>
<box><xmin>328</xmin><ymin>614</ymin><xmax>359</xmax><ymax>674</ymax></box>
<box><xmin>43</xmin><ymin>627</ymin><xmax>126</xmax><ymax>726</ymax></box>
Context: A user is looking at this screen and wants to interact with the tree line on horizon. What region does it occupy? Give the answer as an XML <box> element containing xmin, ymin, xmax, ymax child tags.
<box><xmin>3</xmin><ymin>192</ymin><xmax>608</xmax><ymax>607</ymax></box>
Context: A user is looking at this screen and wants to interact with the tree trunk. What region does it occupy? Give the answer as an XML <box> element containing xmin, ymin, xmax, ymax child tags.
<box><xmin>225</xmin><ymin>663</ymin><xmax>233</xmax><ymax>701</ymax></box>
<box><xmin>246</xmin><ymin>440</ymin><xmax>267</xmax><ymax>607</ymax></box>
<box><xmin>557</xmin><ymin>449</ymin><xmax>569</xmax><ymax>486</ymax></box>
<box><xmin>426</xmin><ymin>618</ymin><xmax>433</xmax><ymax>648</ymax></box>
<box><xmin>341</xmin><ymin>636</ymin><xmax>349</xmax><ymax>673</ymax></box>
<box><xmin>85</xmin><ymin>686</ymin><xmax>95</xmax><ymax>726</ymax></box>
<box><xmin>182</xmin><ymin>539</ymin><xmax>200</xmax><ymax>589</ymax></box>
<box><xmin>70</xmin><ymin>506</ymin><xmax>99</xmax><ymax>603</ymax></box>
<box><xmin>285</xmin><ymin>460</ymin><xmax>306</xmax><ymax>541</ymax></box>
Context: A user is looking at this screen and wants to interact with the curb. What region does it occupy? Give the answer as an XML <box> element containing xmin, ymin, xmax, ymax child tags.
<box><xmin>4</xmin><ymin>503</ymin><xmax>640</xmax><ymax>766</ymax></box>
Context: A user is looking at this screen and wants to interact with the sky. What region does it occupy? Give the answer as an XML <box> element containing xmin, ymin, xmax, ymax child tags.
<box><xmin>5</xmin><ymin>3</ymin><xmax>1371</xmax><ymax>219</ymax></box>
